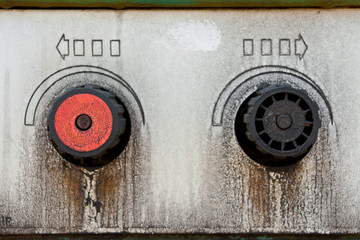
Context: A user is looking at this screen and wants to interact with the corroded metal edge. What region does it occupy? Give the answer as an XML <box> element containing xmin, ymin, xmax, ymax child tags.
<box><xmin>1</xmin><ymin>234</ymin><xmax>360</xmax><ymax>239</ymax></box>
<box><xmin>0</xmin><ymin>0</ymin><xmax>360</xmax><ymax>9</ymax></box>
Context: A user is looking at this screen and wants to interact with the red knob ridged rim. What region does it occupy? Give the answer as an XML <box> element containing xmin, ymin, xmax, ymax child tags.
<box><xmin>54</xmin><ymin>93</ymin><xmax>113</xmax><ymax>152</ymax></box>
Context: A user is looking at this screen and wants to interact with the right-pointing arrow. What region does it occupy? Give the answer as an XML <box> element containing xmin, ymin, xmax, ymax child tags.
<box><xmin>295</xmin><ymin>34</ymin><xmax>308</xmax><ymax>60</ymax></box>
<box><xmin>56</xmin><ymin>34</ymin><xmax>69</xmax><ymax>60</ymax></box>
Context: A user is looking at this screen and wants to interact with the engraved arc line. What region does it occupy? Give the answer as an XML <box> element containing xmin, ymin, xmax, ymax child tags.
<box><xmin>27</xmin><ymin>71</ymin><xmax>145</xmax><ymax>125</ymax></box>
<box><xmin>212</xmin><ymin>65</ymin><xmax>333</xmax><ymax>126</ymax></box>
<box><xmin>24</xmin><ymin>65</ymin><xmax>145</xmax><ymax>126</ymax></box>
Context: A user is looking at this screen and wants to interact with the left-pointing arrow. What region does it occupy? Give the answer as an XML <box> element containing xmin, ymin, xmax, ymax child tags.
<box><xmin>56</xmin><ymin>34</ymin><xmax>69</xmax><ymax>60</ymax></box>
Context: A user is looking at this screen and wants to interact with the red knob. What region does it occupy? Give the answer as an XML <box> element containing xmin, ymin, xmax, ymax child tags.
<box><xmin>48</xmin><ymin>86</ymin><xmax>127</xmax><ymax>162</ymax></box>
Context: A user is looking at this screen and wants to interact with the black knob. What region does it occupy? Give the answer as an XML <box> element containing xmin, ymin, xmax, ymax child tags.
<box><xmin>243</xmin><ymin>85</ymin><xmax>321</xmax><ymax>159</ymax></box>
<box><xmin>48</xmin><ymin>85</ymin><xmax>127</xmax><ymax>166</ymax></box>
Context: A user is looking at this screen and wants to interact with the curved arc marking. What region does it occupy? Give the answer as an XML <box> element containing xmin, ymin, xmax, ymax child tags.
<box><xmin>25</xmin><ymin>65</ymin><xmax>145</xmax><ymax>126</ymax></box>
<box><xmin>212</xmin><ymin>65</ymin><xmax>333</xmax><ymax>126</ymax></box>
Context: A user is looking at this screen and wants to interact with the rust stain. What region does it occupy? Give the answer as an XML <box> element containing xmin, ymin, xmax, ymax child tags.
<box><xmin>95</xmin><ymin>155</ymin><xmax>126</xmax><ymax>228</ymax></box>
<box><xmin>247</xmin><ymin>165</ymin><xmax>270</xmax><ymax>228</ymax></box>
<box><xmin>35</xmin><ymin>123</ymin><xmax>85</xmax><ymax>230</ymax></box>
<box><xmin>207</xmin><ymin>89</ymin><xmax>335</xmax><ymax>232</ymax></box>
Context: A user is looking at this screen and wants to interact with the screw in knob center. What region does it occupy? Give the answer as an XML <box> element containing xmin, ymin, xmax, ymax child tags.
<box><xmin>75</xmin><ymin>114</ymin><xmax>92</xmax><ymax>131</ymax></box>
<box><xmin>276</xmin><ymin>113</ymin><xmax>292</xmax><ymax>130</ymax></box>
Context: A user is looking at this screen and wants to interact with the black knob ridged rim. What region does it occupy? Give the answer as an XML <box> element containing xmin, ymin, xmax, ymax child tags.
<box><xmin>48</xmin><ymin>85</ymin><xmax>127</xmax><ymax>160</ymax></box>
<box><xmin>244</xmin><ymin>85</ymin><xmax>321</xmax><ymax>159</ymax></box>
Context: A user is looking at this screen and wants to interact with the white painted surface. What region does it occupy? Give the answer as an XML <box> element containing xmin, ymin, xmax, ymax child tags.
<box><xmin>168</xmin><ymin>20</ymin><xmax>221</xmax><ymax>51</ymax></box>
<box><xmin>0</xmin><ymin>9</ymin><xmax>359</xmax><ymax>234</ymax></box>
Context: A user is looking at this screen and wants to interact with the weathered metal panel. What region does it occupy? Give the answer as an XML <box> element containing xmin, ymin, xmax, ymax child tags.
<box><xmin>1</xmin><ymin>234</ymin><xmax>360</xmax><ymax>239</ymax></box>
<box><xmin>1</xmin><ymin>0</ymin><xmax>360</xmax><ymax>9</ymax></box>
<box><xmin>0</xmin><ymin>9</ymin><xmax>359</xmax><ymax>235</ymax></box>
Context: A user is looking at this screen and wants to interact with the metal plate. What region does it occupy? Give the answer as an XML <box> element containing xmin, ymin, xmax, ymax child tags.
<box><xmin>1</xmin><ymin>0</ymin><xmax>360</xmax><ymax>9</ymax></box>
<box><xmin>0</xmin><ymin>10</ymin><xmax>359</xmax><ymax>235</ymax></box>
